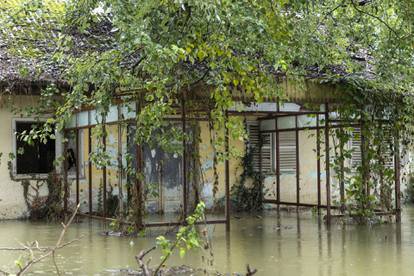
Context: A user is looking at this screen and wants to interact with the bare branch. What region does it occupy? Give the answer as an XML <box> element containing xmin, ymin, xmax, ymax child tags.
<box><xmin>6</xmin><ymin>204</ymin><xmax>82</xmax><ymax>276</ymax></box>
<box><xmin>135</xmin><ymin>246</ymin><xmax>156</xmax><ymax>276</ymax></box>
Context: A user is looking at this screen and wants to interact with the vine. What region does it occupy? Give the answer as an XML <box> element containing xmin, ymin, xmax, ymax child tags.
<box><xmin>325</xmin><ymin>78</ymin><xmax>414</xmax><ymax>219</ymax></box>
<box><xmin>231</xmin><ymin>121</ymin><xmax>263</xmax><ymax>212</ymax></box>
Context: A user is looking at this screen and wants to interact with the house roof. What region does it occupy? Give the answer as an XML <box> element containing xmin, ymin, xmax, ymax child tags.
<box><xmin>0</xmin><ymin>44</ymin><xmax>66</xmax><ymax>94</ymax></box>
<box><xmin>0</xmin><ymin>18</ymin><xmax>377</xmax><ymax>102</ymax></box>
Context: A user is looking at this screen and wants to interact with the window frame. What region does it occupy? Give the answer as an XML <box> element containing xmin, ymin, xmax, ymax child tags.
<box><xmin>11</xmin><ymin>118</ymin><xmax>62</xmax><ymax>180</ymax></box>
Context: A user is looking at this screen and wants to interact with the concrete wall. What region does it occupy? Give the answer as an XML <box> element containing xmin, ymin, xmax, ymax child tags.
<box><xmin>198</xmin><ymin>121</ymin><xmax>245</xmax><ymax>209</ymax></box>
<box><xmin>68</xmin><ymin>120</ymin><xmax>246</xmax><ymax>214</ymax></box>
<box><xmin>1</xmin><ymin>96</ymin><xmax>412</xmax><ymax>218</ymax></box>
<box><xmin>0</xmin><ymin>96</ymin><xmax>56</xmax><ymax>219</ymax></box>
<box><xmin>263</xmin><ymin>129</ymin><xmax>329</xmax><ymax>205</ymax></box>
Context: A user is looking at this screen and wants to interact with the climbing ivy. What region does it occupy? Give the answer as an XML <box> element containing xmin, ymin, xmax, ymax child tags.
<box><xmin>231</xmin><ymin>121</ymin><xmax>263</xmax><ymax>212</ymax></box>
<box><xmin>1</xmin><ymin>0</ymin><xmax>414</xmax><ymax>223</ymax></box>
<box><xmin>327</xmin><ymin>79</ymin><xmax>414</xmax><ymax>218</ymax></box>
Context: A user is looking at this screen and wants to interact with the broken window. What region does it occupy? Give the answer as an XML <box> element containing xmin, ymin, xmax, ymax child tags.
<box><xmin>14</xmin><ymin>121</ymin><xmax>56</xmax><ymax>175</ymax></box>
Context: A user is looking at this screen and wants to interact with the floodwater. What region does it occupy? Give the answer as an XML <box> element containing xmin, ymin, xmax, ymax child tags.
<box><xmin>0</xmin><ymin>206</ymin><xmax>413</xmax><ymax>276</ymax></box>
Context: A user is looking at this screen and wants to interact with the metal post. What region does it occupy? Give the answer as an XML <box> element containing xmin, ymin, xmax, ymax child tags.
<box><xmin>275</xmin><ymin>118</ymin><xmax>280</xmax><ymax>205</ymax></box>
<box><xmin>324</xmin><ymin>103</ymin><xmax>331</xmax><ymax>223</ymax></box>
<box><xmin>360</xmin><ymin>120</ymin><xmax>368</xmax><ymax>201</ymax></box>
<box><xmin>316</xmin><ymin>117</ymin><xmax>321</xmax><ymax>210</ymax></box>
<box><xmin>88</xmin><ymin>127</ymin><xmax>92</xmax><ymax>214</ymax></box>
<box><xmin>339</xmin><ymin>126</ymin><xmax>345</xmax><ymax>213</ymax></box>
<box><xmin>225</xmin><ymin>111</ymin><xmax>230</xmax><ymax>232</ymax></box>
<box><xmin>102</xmin><ymin>125</ymin><xmax>107</xmax><ymax>217</ymax></box>
<box><xmin>135</xmin><ymin>101</ymin><xmax>144</xmax><ymax>229</ymax></box>
<box><xmin>181</xmin><ymin>96</ymin><xmax>187</xmax><ymax>219</ymax></box>
<box><xmin>117</xmin><ymin>105</ymin><xmax>124</xmax><ymax>216</ymax></box>
<box><xmin>136</xmin><ymin>142</ymin><xmax>143</xmax><ymax>228</ymax></box>
<box><xmin>63</xmin><ymin>131</ymin><xmax>68</xmax><ymax>215</ymax></box>
<box><xmin>394</xmin><ymin>132</ymin><xmax>401</xmax><ymax>223</ymax></box>
<box><xmin>258</xmin><ymin>120</ymin><xmax>262</xmax><ymax>177</ymax></box>
<box><xmin>75</xmin><ymin>129</ymin><xmax>80</xmax><ymax>206</ymax></box>
<box><xmin>295</xmin><ymin>115</ymin><xmax>300</xmax><ymax>207</ymax></box>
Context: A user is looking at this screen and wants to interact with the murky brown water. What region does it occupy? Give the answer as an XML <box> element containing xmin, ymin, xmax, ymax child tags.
<box><xmin>0</xmin><ymin>206</ymin><xmax>413</xmax><ymax>275</ymax></box>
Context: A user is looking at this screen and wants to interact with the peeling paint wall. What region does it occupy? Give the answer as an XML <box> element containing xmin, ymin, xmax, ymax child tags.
<box><xmin>0</xmin><ymin>96</ymin><xmax>52</xmax><ymax>219</ymax></box>
<box><xmin>1</xmin><ymin>96</ymin><xmax>412</xmax><ymax>219</ymax></box>
<box><xmin>68</xmin><ymin>121</ymin><xmax>246</xmax><ymax>214</ymax></box>
<box><xmin>198</xmin><ymin>121</ymin><xmax>245</xmax><ymax>209</ymax></box>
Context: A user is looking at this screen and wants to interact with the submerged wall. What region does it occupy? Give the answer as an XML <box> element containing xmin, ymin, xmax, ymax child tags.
<box><xmin>0</xmin><ymin>96</ymin><xmax>58</xmax><ymax>219</ymax></box>
<box><xmin>67</xmin><ymin>120</ymin><xmax>246</xmax><ymax>215</ymax></box>
<box><xmin>1</xmin><ymin>96</ymin><xmax>411</xmax><ymax>219</ymax></box>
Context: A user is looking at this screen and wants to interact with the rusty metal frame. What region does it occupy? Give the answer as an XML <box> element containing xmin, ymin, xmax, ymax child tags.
<box><xmin>225</xmin><ymin>111</ymin><xmax>231</xmax><ymax>231</ymax></box>
<box><xmin>65</xmin><ymin>100</ymin><xmax>401</xmax><ymax>226</ymax></box>
<box><xmin>324</xmin><ymin>103</ymin><xmax>331</xmax><ymax>223</ymax></box>
<box><xmin>182</xmin><ymin>96</ymin><xmax>188</xmax><ymax>219</ymax></box>
<box><xmin>66</xmin><ymin>100</ymin><xmax>229</xmax><ymax>228</ymax></box>
<box><xmin>295</xmin><ymin>115</ymin><xmax>300</xmax><ymax>208</ymax></box>
<box><xmin>88</xmin><ymin>127</ymin><xmax>92</xmax><ymax>214</ymax></box>
<box><xmin>316</xmin><ymin>117</ymin><xmax>321</xmax><ymax>211</ymax></box>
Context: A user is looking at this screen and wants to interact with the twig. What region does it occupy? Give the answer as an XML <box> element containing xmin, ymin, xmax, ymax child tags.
<box><xmin>135</xmin><ymin>246</ymin><xmax>156</xmax><ymax>276</ymax></box>
<box><xmin>311</xmin><ymin>0</ymin><xmax>346</xmax><ymax>36</ymax></box>
<box><xmin>14</xmin><ymin>204</ymin><xmax>81</xmax><ymax>275</ymax></box>
<box><xmin>0</xmin><ymin>247</ymin><xmax>48</xmax><ymax>251</ymax></box>
<box><xmin>153</xmin><ymin>239</ymin><xmax>179</xmax><ymax>276</ymax></box>
<box><xmin>0</xmin><ymin>268</ymin><xmax>10</xmax><ymax>275</ymax></box>
<box><xmin>246</xmin><ymin>264</ymin><xmax>257</xmax><ymax>276</ymax></box>
<box><xmin>52</xmin><ymin>251</ymin><xmax>60</xmax><ymax>276</ymax></box>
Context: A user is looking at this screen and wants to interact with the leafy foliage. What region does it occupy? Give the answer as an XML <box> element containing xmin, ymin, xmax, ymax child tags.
<box><xmin>231</xmin><ymin>133</ymin><xmax>263</xmax><ymax>212</ymax></box>
<box><xmin>1</xmin><ymin>0</ymin><xmax>414</xmax><ymax>221</ymax></box>
<box><xmin>154</xmin><ymin>201</ymin><xmax>205</xmax><ymax>274</ymax></box>
<box><xmin>2</xmin><ymin>0</ymin><xmax>413</xmax><ymax>141</ymax></box>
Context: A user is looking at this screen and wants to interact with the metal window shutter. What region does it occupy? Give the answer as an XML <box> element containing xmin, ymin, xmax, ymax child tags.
<box><xmin>246</xmin><ymin>121</ymin><xmax>262</xmax><ymax>173</ymax></box>
<box><xmin>260</xmin><ymin>133</ymin><xmax>272</xmax><ymax>174</ymax></box>
<box><xmin>350</xmin><ymin>128</ymin><xmax>394</xmax><ymax>169</ymax></box>
<box><xmin>279</xmin><ymin>131</ymin><xmax>296</xmax><ymax>173</ymax></box>
<box><xmin>350</xmin><ymin>128</ymin><xmax>362</xmax><ymax>168</ymax></box>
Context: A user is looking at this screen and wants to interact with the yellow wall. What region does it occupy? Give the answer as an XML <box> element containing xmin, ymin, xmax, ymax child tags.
<box><xmin>68</xmin><ymin>120</ymin><xmax>246</xmax><ymax>213</ymax></box>
<box><xmin>198</xmin><ymin>121</ymin><xmax>245</xmax><ymax>208</ymax></box>
<box><xmin>0</xmin><ymin>96</ymin><xmax>52</xmax><ymax>219</ymax></box>
<box><xmin>1</xmin><ymin>96</ymin><xmax>410</xmax><ymax>218</ymax></box>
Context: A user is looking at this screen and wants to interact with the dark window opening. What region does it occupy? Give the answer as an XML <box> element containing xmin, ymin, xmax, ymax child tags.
<box><xmin>15</xmin><ymin>122</ymin><xmax>56</xmax><ymax>175</ymax></box>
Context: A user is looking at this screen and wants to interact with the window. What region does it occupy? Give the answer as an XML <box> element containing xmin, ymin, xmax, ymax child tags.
<box><xmin>14</xmin><ymin>121</ymin><xmax>56</xmax><ymax>175</ymax></box>
<box><xmin>278</xmin><ymin>131</ymin><xmax>297</xmax><ymax>174</ymax></box>
<box><xmin>349</xmin><ymin>127</ymin><xmax>394</xmax><ymax>169</ymax></box>
<box><xmin>350</xmin><ymin>128</ymin><xmax>362</xmax><ymax>168</ymax></box>
<box><xmin>248</xmin><ymin>120</ymin><xmax>297</xmax><ymax>175</ymax></box>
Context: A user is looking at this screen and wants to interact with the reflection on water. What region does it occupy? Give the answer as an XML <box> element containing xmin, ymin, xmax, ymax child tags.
<box><xmin>0</xmin><ymin>206</ymin><xmax>412</xmax><ymax>275</ymax></box>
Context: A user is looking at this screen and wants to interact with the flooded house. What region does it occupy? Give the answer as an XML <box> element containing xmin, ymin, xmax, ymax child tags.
<box><xmin>0</xmin><ymin>46</ymin><xmax>409</xmax><ymax>227</ymax></box>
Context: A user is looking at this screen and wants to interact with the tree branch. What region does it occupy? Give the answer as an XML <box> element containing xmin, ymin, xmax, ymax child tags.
<box><xmin>350</xmin><ymin>0</ymin><xmax>399</xmax><ymax>37</ymax></box>
<box><xmin>0</xmin><ymin>204</ymin><xmax>83</xmax><ymax>276</ymax></box>
<box><xmin>135</xmin><ymin>246</ymin><xmax>156</xmax><ymax>276</ymax></box>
